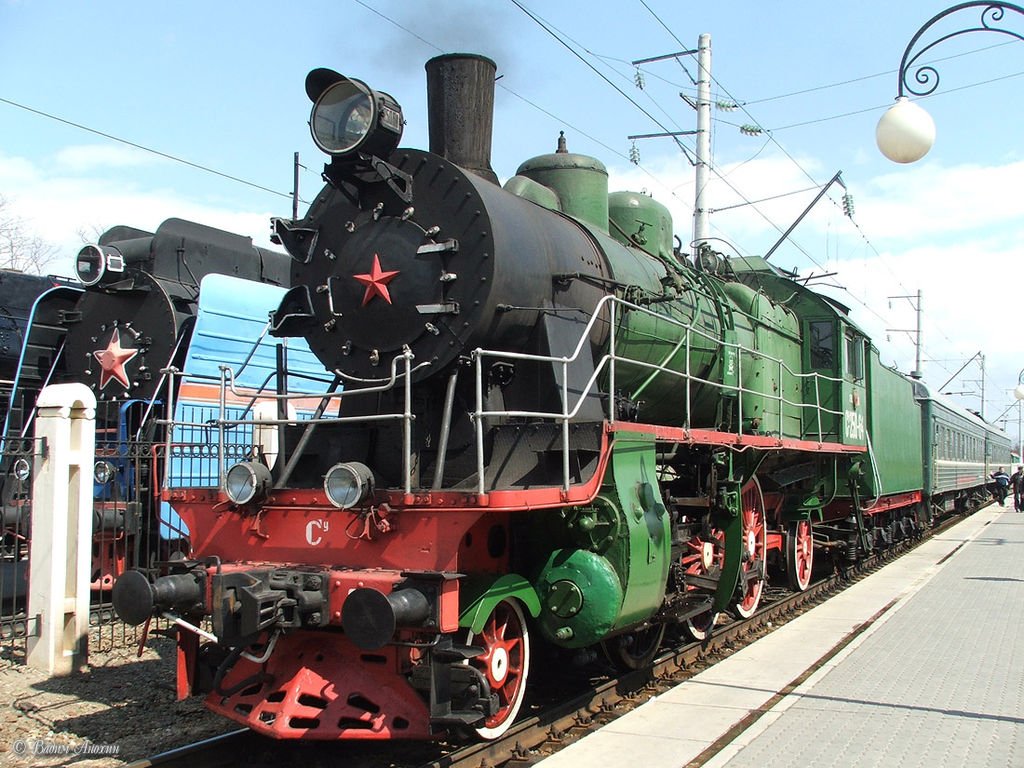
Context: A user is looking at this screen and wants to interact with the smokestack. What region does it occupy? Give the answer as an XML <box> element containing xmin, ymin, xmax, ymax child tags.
<box><xmin>425</xmin><ymin>53</ymin><xmax>498</xmax><ymax>184</ymax></box>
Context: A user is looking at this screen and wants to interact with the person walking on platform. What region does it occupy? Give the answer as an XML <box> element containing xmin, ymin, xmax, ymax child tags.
<box><xmin>991</xmin><ymin>467</ymin><xmax>1011</xmax><ymax>506</ymax></box>
<box><xmin>1013</xmin><ymin>465</ymin><xmax>1024</xmax><ymax>512</ymax></box>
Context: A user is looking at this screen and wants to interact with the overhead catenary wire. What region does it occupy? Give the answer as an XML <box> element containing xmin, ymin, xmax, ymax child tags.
<box><xmin>0</xmin><ymin>96</ymin><xmax>305</xmax><ymax>203</ymax></box>
<box><xmin>640</xmin><ymin>2</ymin><xmax>983</xmax><ymax>373</ymax></box>
<box><xmin>3</xmin><ymin>0</ymin><xmax>988</xmax><ymax>388</ymax></box>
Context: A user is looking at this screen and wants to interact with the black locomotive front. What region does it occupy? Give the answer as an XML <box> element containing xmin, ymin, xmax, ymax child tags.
<box><xmin>67</xmin><ymin>218</ymin><xmax>291</xmax><ymax>404</ymax></box>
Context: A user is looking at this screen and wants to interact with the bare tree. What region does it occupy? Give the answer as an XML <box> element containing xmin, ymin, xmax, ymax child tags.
<box><xmin>0</xmin><ymin>195</ymin><xmax>59</xmax><ymax>274</ymax></box>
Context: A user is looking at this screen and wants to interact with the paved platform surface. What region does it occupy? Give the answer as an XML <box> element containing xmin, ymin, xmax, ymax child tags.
<box><xmin>535</xmin><ymin>506</ymin><xmax>1022</xmax><ymax>768</ymax></box>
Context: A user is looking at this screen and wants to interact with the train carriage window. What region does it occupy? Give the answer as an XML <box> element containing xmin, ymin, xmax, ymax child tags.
<box><xmin>809</xmin><ymin>321</ymin><xmax>834</xmax><ymax>368</ymax></box>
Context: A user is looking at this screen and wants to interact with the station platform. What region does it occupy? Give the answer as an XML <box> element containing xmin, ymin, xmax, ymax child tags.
<box><xmin>536</xmin><ymin>506</ymin><xmax>1023</xmax><ymax>768</ymax></box>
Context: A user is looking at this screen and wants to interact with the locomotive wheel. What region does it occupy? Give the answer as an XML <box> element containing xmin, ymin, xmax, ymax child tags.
<box><xmin>733</xmin><ymin>477</ymin><xmax>767</xmax><ymax>619</ymax></box>
<box><xmin>465</xmin><ymin>598</ymin><xmax>530</xmax><ymax>740</ymax></box>
<box><xmin>679</xmin><ymin>528</ymin><xmax>724</xmax><ymax>640</ymax></box>
<box><xmin>602</xmin><ymin>623</ymin><xmax>667</xmax><ymax>670</ymax></box>
<box><xmin>786</xmin><ymin>519</ymin><xmax>813</xmax><ymax>592</ymax></box>
<box><xmin>685</xmin><ymin>610</ymin><xmax>718</xmax><ymax>642</ymax></box>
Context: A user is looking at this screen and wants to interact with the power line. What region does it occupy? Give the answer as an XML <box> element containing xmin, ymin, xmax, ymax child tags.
<box><xmin>629</xmin><ymin>1</ymin><xmax>955</xmax><ymax>365</ymax></box>
<box><xmin>351</xmin><ymin>0</ymin><xmax>444</xmax><ymax>53</ymax></box>
<box><xmin>769</xmin><ymin>69</ymin><xmax>1024</xmax><ymax>131</ymax></box>
<box><xmin>0</xmin><ymin>96</ymin><xmax>303</xmax><ymax>203</ymax></box>
<box><xmin>509</xmin><ymin>0</ymin><xmax>692</xmax><ymax>155</ymax></box>
<box><xmin>746</xmin><ymin>36</ymin><xmax>1024</xmax><ymax>106</ymax></box>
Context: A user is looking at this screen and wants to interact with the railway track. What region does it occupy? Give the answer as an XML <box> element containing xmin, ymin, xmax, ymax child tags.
<box><xmin>127</xmin><ymin>510</ymin><xmax>975</xmax><ymax>768</ymax></box>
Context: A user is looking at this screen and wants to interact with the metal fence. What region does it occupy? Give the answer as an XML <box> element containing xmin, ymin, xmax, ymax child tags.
<box><xmin>0</xmin><ymin>399</ymin><xmax>187</xmax><ymax>663</ymax></box>
<box><xmin>0</xmin><ymin>436</ymin><xmax>36</xmax><ymax>662</ymax></box>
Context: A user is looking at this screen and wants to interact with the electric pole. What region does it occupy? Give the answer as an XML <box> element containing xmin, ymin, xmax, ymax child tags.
<box><xmin>887</xmin><ymin>289</ymin><xmax>923</xmax><ymax>379</ymax></box>
<box><xmin>629</xmin><ymin>35</ymin><xmax>711</xmax><ymax>261</ymax></box>
<box><xmin>692</xmin><ymin>33</ymin><xmax>711</xmax><ymax>259</ymax></box>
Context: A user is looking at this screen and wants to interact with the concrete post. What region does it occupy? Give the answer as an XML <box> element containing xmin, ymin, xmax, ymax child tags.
<box><xmin>692</xmin><ymin>32</ymin><xmax>712</xmax><ymax>259</ymax></box>
<box><xmin>26</xmin><ymin>383</ymin><xmax>96</xmax><ymax>675</ymax></box>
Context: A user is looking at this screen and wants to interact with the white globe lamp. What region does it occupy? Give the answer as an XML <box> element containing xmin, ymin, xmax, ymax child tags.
<box><xmin>876</xmin><ymin>97</ymin><xmax>936</xmax><ymax>163</ymax></box>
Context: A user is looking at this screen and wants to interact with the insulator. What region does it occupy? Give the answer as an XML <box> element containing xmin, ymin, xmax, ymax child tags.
<box><xmin>842</xmin><ymin>193</ymin><xmax>855</xmax><ymax>218</ymax></box>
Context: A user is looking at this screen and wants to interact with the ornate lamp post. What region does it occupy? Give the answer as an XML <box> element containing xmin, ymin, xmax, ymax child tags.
<box><xmin>877</xmin><ymin>2</ymin><xmax>1024</xmax><ymax>162</ymax></box>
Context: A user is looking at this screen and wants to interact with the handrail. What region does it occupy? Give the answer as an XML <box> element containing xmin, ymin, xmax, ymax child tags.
<box><xmin>161</xmin><ymin>293</ymin><xmax>855</xmax><ymax>496</ymax></box>
<box><xmin>470</xmin><ymin>294</ymin><xmax>851</xmax><ymax>494</ymax></box>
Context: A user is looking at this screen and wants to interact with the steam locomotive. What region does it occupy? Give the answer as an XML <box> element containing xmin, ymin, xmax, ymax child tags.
<box><xmin>0</xmin><ymin>269</ymin><xmax>80</xmax><ymax>599</ymax></box>
<box><xmin>1</xmin><ymin>219</ymin><xmax>327</xmax><ymax>595</ymax></box>
<box><xmin>112</xmin><ymin>54</ymin><xmax>1009</xmax><ymax>741</ymax></box>
<box><xmin>0</xmin><ymin>269</ymin><xmax>74</xmax><ymax>432</ymax></box>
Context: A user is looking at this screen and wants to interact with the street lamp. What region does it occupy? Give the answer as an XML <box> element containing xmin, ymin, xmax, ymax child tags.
<box><xmin>877</xmin><ymin>2</ymin><xmax>1024</xmax><ymax>162</ymax></box>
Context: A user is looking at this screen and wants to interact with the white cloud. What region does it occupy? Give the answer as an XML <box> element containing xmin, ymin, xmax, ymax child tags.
<box><xmin>0</xmin><ymin>151</ymin><xmax>277</xmax><ymax>276</ymax></box>
<box><xmin>51</xmin><ymin>144</ymin><xmax>165</xmax><ymax>173</ymax></box>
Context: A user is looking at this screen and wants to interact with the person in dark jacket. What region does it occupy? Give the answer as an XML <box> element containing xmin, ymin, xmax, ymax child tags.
<box><xmin>991</xmin><ymin>467</ymin><xmax>1011</xmax><ymax>506</ymax></box>
<box><xmin>1012</xmin><ymin>466</ymin><xmax>1024</xmax><ymax>512</ymax></box>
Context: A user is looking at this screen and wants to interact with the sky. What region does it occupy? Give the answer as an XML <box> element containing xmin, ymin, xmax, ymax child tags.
<box><xmin>2</xmin><ymin>0</ymin><xmax>1023</xmax><ymax>435</ymax></box>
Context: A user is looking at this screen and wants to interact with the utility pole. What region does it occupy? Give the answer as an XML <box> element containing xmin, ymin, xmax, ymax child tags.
<box><xmin>692</xmin><ymin>33</ymin><xmax>711</xmax><ymax>260</ymax></box>
<box><xmin>629</xmin><ymin>35</ymin><xmax>710</xmax><ymax>261</ymax></box>
<box><xmin>913</xmin><ymin>288</ymin><xmax>922</xmax><ymax>379</ymax></box>
<box><xmin>887</xmin><ymin>289</ymin><xmax>923</xmax><ymax>379</ymax></box>
<box><xmin>292</xmin><ymin>152</ymin><xmax>300</xmax><ymax>220</ymax></box>
<box><xmin>939</xmin><ymin>350</ymin><xmax>986</xmax><ymax>419</ymax></box>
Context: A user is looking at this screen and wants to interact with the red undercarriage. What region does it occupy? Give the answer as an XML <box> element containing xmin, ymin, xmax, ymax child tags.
<box><xmin>200</xmin><ymin>632</ymin><xmax>432</xmax><ymax>740</ymax></box>
<box><xmin>168</xmin><ymin>421</ymin><xmax>924</xmax><ymax>740</ymax></box>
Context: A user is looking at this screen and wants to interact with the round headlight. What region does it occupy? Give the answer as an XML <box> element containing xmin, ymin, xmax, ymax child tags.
<box><xmin>324</xmin><ymin>462</ymin><xmax>375</xmax><ymax>509</ymax></box>
<box><xmin>75</xmin><ymin>244</ymin><xmax>125</xmax><ymax>287</ymax></box>
<box><xmin>309</xmin><ymin>77</ymin><xmax>403</xmax><ymax>158</ymax></box>
<box><xmin>12</xmin><ymin>458</ymin><xmax>30</xmax><ymax>483</ymax></box>
<box><xmin>94</xmin><ymin>460</ymin><xmax>115</xmax><ymax>485</ymax></box>
<box><xmin>224</xmin><ymin>461</ymin><xmax>272</xmax><ymax>505</ymax></box>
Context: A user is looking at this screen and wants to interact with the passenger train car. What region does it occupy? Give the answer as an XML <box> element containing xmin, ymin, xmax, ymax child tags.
<box><xmin>111</xmin><ymin>54</ymin><xmax>1010</xmax><ymax>743</ymax></box>
<box><xmin>914</xmin><ymin>380</ymin><xmax>1009</xmax><ymax>515</ymax></box>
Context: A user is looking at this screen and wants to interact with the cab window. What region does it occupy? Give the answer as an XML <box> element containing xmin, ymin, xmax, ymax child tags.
<box><xmin>845</xmin><ymin>332</ymin><xmax>865</xmax><ymax>381</ymax></box>
<box><xmin>809</xmin><ymin>321</ymin><xmax>834</xmax><ymax>368</ymax></box>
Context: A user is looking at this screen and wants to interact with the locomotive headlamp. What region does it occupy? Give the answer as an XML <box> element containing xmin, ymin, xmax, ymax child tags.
<box><xmin>94</xmin><ymin>460</ymin><xmax>115</xmax><ymax>485</ymax></box>
<box><xmin>12</xmin><ymin>458</ymin><xmax>30</xmax><ymax>483</ymax></box>
<box><xmin>306</xmin><ymin>68</ymin><xmax>403</xmax><ymax>158</ymax></box>
<box><xmin>76</xmin><ymin>244</ymin><xmax>126</xmax><ymax>287</ymax></box>
<box><xmin>324</xmin><ymin>461</ymin><xmax>375</xmax><ymax>509</ymax></box>
<box><xmin>224</xmin><ymin>460</ymin><xmax>272</xmax><ymax>505</ymax></box>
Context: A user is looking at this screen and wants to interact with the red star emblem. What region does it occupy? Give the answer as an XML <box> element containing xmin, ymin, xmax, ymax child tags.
<box><xmin>353</xmin><ymin>254</ymin><xmax>400</xmax><ymax>306</ymax></box>
<box><xmin>92</xmin><ymin>328</ymin><xmax>139</xmax><ymax>390</ymax></box>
